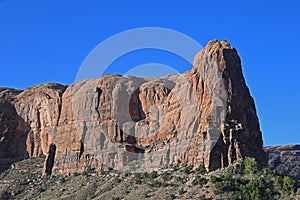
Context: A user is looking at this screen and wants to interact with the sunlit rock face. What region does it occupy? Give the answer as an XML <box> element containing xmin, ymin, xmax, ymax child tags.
<box><xmin>0</xmin><ymin>40</ymin><xmax>267</xmax><ymax>175</ymax></box>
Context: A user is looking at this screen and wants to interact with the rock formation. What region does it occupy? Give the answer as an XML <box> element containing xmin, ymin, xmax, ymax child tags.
<box><xmin>0</xmin><ymin>40</ymin><xmax>267</xmax><ymax>175</ymax></box>
<box><xmin>265</xmin><ymin>145</ymin><xmax>300</xmax><ymax>179</ymax></box>
<box><xmin>0</xmin><ymin>88</ymin><xmax>28</xmax><ymax>172</ymax></box>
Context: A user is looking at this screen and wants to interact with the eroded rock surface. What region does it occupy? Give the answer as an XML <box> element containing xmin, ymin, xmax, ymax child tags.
<box><xmin>0</xmin><ymin>40</ymin><xmax>267</xmax><ymax>175</ymax></box>
<box><xmin>265</xmin><ymin>145</ymin><xmax>300</xmax><ymax>179</ymax></box>
<box><xmin>0</xmin><ymin>88</ymin><xmax>28</xmax><ymax>172</ymax></box>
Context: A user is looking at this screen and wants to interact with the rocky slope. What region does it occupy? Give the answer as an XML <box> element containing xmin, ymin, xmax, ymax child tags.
<box><xmin>265</xmin><ymin>145</ymin><xmax>300</xmax><ymax>179</ymax></box>
<box><xmin>0</xmin><ymin>153</ymin><xmax>299</xmax><ymax>200</ymax></box>
<box><xmin>0</xmin><ymin>40</ymin><xmax>267</xmax><ymax>175</ymax></box>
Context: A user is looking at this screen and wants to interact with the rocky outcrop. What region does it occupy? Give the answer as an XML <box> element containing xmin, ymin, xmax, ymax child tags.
<box><xmin>14</xmin><ymin>83</ymin><xmax>66</xmax><ymax>157</ymax></box>
<box><xmin>0</xmin><ymin>84</ymin><xmax>66</xmax><ymax>173</ymax></box>
<box><xmin>0</xmin><ymin>40</ymin><xmax>267</xmax><ymax>175</ymax></box>
<box><xmin>265</xmin><ymin>145</ymin><xmax>300</xmax><ymax>179</ymax></box>
<box><xmin>0</xmin><ymin>88</ymin><xmax>29</xmax><ymax>172</ymax></box>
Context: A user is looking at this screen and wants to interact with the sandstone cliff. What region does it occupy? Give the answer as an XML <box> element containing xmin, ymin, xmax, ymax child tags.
<box><xmin>0</xmin><ymin>40</ymin><xmax>267</xmax><ymax>175</ymax></box>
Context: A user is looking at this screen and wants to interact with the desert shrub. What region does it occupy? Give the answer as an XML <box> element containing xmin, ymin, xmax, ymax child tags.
<box><xmin>178</xmin><ymin>187</ymin><xmax>185</xmax><ymax>195</ymax></box>
<box><xmin>175</xmin><ymin>176</ymin><xmax>185</xmax><ymax>184</ymax></box>
<box><xmin>149</xmin><ymin>179</ymin><xmax>161</xmax><ymax>187</ymax></box>
<box><xmin>244</xmin><ymin>157</ymin><xmax>257</xmax><ymax>177</ymax></box>
<box><xmin>274</xmin><ymin>176</ymin><xmax>283</xmax><ymax>189</ymax></box>
<box><xmin>134</xmin><ymin>173</ymin><xmax>142</xmax><ymax>184</ymax></box>
<box><xmin>233</xmin><ymin>159</ymin><xmax>243</xmax><ymax>175</ymax></box>
<box><xmin>198</xmin><ymin>194</ymin><xmax>206</xmax><ymax>200</ymax></box>
<box><xmin>123</xmin><ymin>171</ymin><xmax>130</xmax><ymax>177</ymax></box>
<box><xmin>73</xmin><ymin>172</ymin><xmax>80</xmax><ymax>176</ymax></box>
<box><xmin>210</xmin><ymin>175</ymin><xmax>218</xmax><ymax>183</ymax></box>
<box><xmin>297</xmin><ymin>188</ymin><xmax>300</xmax><ymax>196</ymax></box>
<box><xmin>37</xmin><ymin>186</ymin><xmax>46</xmax><ymax>193</ymax></box>
<box><xmin>113</xmin><ymin>177</ymin><xmax>121</xmax><ymax>184</ymax></box>
<box><xmin>282</xmin><ymin>176</ymin><xmax>295</xmax><ymax>195</ymax></box>
<box><xmin>59</xmin><ymin>176</ymin><xmax>66</xmax><ymax>184</ymax></box>
<box><xmin>149</xmin><ymin>171</ymin><xmax>158</xmax><ymax>179</ymax></box>
<box><xmin>172</xmin><ymin>164</ymin><xmax>179</xmax><ymax>172</ymax></box>
<box><xmin>82</xmin><ymin>165</ymin><xmax>93</xmax><ymax>176</ymax></box>
<box><xmin>228</xmin><ymin>193</ymin><xmax>240</xmax><ymax>200</ymax></box>
<box><xmin>161</xmin><ymin>171</ymin><xmax>170</xmax><ymax>180</ymax></box>
<box><xmin>192</xmin><ymin>176</ymin><xmax>208</xmax><ymax>186</ymax></box>
<box><xmin>209</xmin><ymin>158</ymin><xmax>300</xmax><ymax>199</ymax></box>
<box><xmin>183</xmin><ymin>164</ymin><xmax>192</xmax><ymax>174</ymax></box>
<box><xmin>226</xmin><ymin>165</ymin><xmax>234</xmax><ymax>175</ymax></box>
<box><xmin>195</xmin><ymin>163</ymin><xmax>207</xmax><ymax>174</ymax></box>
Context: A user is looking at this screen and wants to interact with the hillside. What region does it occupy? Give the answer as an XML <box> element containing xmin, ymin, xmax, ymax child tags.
<box><xmin>0</xmin><ymin>149</ymin><xmax>299</xmax><ymax>200</ymax></box>
<box><xmin>265</xmin><ymin>145</ymin><xmax>300</xmax><ymax>179</ymax></box>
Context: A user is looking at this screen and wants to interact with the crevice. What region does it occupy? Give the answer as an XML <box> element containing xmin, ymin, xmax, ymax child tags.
<box><xmin>56</xmin><ymin>86</ymin><xmax>67</xmax><ymax>126</ymax></box>
<box><xmin>95</xmin><ymin>87</ymin><xmax>102</xmax><ymax>119</ymax></box>
<box><xmin>44</xmin><ymin>143</ymin><xmax>56</xmax><ymax>176</ymax></box>
<box><xmin>129</xmin><ymin>89</ymin><xmax>145</xmax><ymax>122</ymax></box>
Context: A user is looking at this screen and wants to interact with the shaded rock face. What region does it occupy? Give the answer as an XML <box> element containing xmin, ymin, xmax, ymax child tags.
<box><xmin>0</xmin><ymin>88</ymin><xmax>29</xmax><ymax>172</ymax></box>
<box><xmin>14</xmin><ymin>83</ymin><xmax>66</xmax><ymax>158</ymax></box>
<box><xmin>265</xmin><ymin>145</ymin><xmax>300</xmax><ymax>179</ymax></box>
<box><xmin>0</xmin><ymin>40</ymin><xmax>267</xmax><ymax>174</ymax></box>
<box><xmin>0</xmin><ymin>84</ymin><xmax>66</xmax><ymax>173</ymax></box>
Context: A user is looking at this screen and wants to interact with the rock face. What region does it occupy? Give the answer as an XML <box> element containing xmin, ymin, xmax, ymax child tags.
<box><xmin>0</xmin><ymin>84</ymin><xmax>66</xmax><ymax>173</ymax></box>
<box><xmin>265</xmin><ymin>145</ymin><xmax>300</xmax><ymax>179</ymax></box>
<box><xmin>0</xmin><ymin>88</ymin><xmax>28</xmax><ymax>172</ymax></box>
<box><xmin>0</xmin><ymin>40</ymin><xmax>267</xmax><ymax>175</ymax></box>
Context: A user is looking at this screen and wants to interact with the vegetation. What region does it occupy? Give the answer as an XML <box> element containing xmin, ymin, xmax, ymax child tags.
<box><xmin>0</xmin><ymin>157</ymin><xmax>299</xmax><ymax>199</ymax></box>
<box><xmin>211</xmin><ymin>157</ymin><xmax>300</xmax><ymax>199</ymax></box>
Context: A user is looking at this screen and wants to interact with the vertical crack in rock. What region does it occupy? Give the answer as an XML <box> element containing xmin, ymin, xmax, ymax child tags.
<box><xmin>95</xmin><ymin>87</ymin><xmax>102</xmax><ymax>120</ymax></box>
<box><xmin>43</xmin><ymin>143</ymin><xmax>56</xmax><ymax>176</ymax></box>
<box><xmin>0</xmin><ymin>40</ymin><xmax>267</xmax><ymax>175</ymax></box>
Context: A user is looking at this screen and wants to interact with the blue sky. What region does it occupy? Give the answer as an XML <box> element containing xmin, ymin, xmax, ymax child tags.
<box><xmin>0</xmin><ymin>1</ymin><xmax>299</xmax><ymax>146</ymax></box>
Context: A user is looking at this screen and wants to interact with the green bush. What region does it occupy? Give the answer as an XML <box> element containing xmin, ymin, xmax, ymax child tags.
<box><xmin>297</xmin><ymin>187</ymin><xmax>300</xmax><ymax>196</ymax></box>
<box><xmin>195</xmin><ymin>163</ymin><xmax>207</xmax><ymax>174</ymax></box>
<box><xmin>114</xmin><ymin>177</ymin><xmax>121</xmax><ymax>184</ymax></box>
<box><xmin>192</xmin><ymin>176</ymin><xmax>208</xmax><ymax>186</ymax></box>
<box><xmin>149</xmin><ymin>171</ymin><xmax>158</xmax><ymax>179</ymax></box>
<box><xmin>274</xmin><ymin>176</ymin><xmax>283</xmax><ymax>189</ymax></box>
<box><xmin>183</xmin><ymin>164</ymin><xmax>192</xmax><ymax>174</ymax></box>
<box><xmin>175</xmin><ymin>176</ymin><xmax>185</xmax><ymax>184</ymax></box>
<box><xmin>210</xmin><ymin>175</ymin><xmax>218</xmax><ymax>183</ymax></box>
<box><xmin>178</xmin><ymin>187</ymin><xmax>185</xmax><ymax>195</ymax></box>
<box><xmin>282</xmin><ymin>176</ymin><xmax>295</xmax><ymax>195</ymax></box>
<box><xmin>82</xmin><ymin>165</ymin><xmax>93</xmax><ymax>176</ymax></box>
<box><xmin>149</xmin><ymin>179</ymin><xmax>161</xmax><ymax>187</ymax></box>
<box><xmin>134</xmin><ymin>173</ymin><xmax>142</xmax><ymax>184</ymax></box>
<box><xmin>244</xmin><ymin>157</ymin><xmax>257</xmax><ymax>177</ymax></box>
<box><xmin>172</xmin><ymin>164</ymin><xmax>179</xmax><ymax>172</ymax></box>
<box><xmin>233</xmin><ymin>159</ymin><xmax>243</xmax><ymax>175</ymax></box>
<box><xmin>209</xmin><ymin>157</ymin><xmax>300</xmax><ymax>199</ymax></box>
<box><xmin>73</xmin><ymin>172</ymin><xmax>80</xmax><ymax>176</ymax></box>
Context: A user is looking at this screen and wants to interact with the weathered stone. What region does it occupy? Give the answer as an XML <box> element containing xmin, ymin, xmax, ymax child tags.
<box><xmin>0</xmin><ymin>40</ymin><xmax>267</xmax><ymax>175</ymax></box>
<box><xmin>265</xmin><ymin>145</ymin><xmax>300</xmax><ymax>179</ymax></box>
<box><xmin>0</xmin><ymin>88</ymin><xmax>29</xmax><ymax>172</ymax></box>
<box><xmin>14</xmin><ymin>83</ymin><xmax>66</xmax><ymax>157</ymax></box>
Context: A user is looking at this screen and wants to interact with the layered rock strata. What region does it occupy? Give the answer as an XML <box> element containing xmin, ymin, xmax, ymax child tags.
<box><xmin>0</xmin><ymin>40</ymin><xmax>267</xmax><ymax>175</ymax></box>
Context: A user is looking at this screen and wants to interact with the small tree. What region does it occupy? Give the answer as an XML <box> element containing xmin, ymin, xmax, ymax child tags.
<box><xmin>282</xmin><ymin>176</ymin><xmax>295</xmax><ymax>195</ymax></box>
<box><xmin>245</xmin><ymin>157</ymin><xmax>257</xmax><ymax>177</ymax></box>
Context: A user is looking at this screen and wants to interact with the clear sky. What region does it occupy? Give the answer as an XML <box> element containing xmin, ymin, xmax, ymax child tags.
<box><xmin>0</xmin><ymin>1</ymin><xmax>299</xmax><ymax>146</ymax></box>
